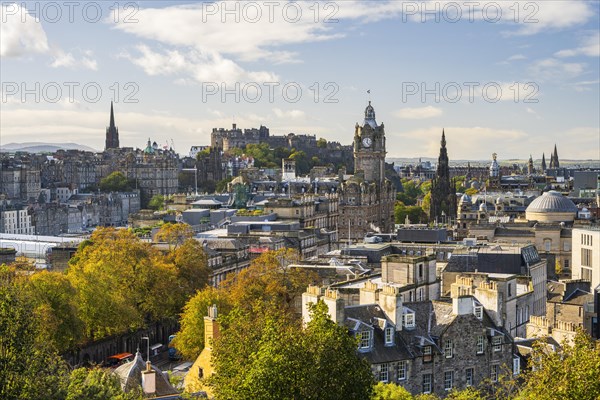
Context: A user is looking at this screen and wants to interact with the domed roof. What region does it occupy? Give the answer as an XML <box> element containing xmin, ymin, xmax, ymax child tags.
<box><xmin>526</xmin><ymin>191</ymin><xmax>577</xmax><ymax>214</ymax></box>
<box><xmin>459</xmin><ymin>193</ymin><xmax>471</xmax><ymax>203</ymax></box>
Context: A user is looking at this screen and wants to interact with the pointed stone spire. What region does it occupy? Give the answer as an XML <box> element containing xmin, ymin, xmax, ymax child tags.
<box><xmin>105</xmin><ymin>101</ymin><xmax>120</xmax><ymax>150</ymax></box>
<box><xmin>441</xmin><ymin>128</ymin><xmax>446</xmax><ymax>147</ymax></box>
<box><xmin>110</xmin><ymin>101</ymin><xmax>115</xmax><ymax>128</ymax></box>
<box><xmin>552</xmin><ymin>144</ymin><xmax>559</xmax><ymax>168</ymax></box>
<box><xmin>541</xmin><ymin>153</ymin><xmax>546</xmax><ymax>172</ymax></box>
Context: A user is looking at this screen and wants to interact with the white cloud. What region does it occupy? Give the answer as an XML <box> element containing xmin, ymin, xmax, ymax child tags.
<box><xmin>555</xmin><ymin>31</ymin><xmax>600</xmax><ymax>58</ymax></box>
<box><xmin>573</xmin><ymin>80</ymin><xmax>600</xmax><ymax>92</ymax></box>
<box><xmin>51</xmin><ymin>49</ymin><xmax>98</xmax><ymax>70</ymax></box>
<box><xmin>1</xmin><ymin>3</ymin><xmax>97</xmax><ymax>69</ymax></box>
<box><xmin>120</xmin><ymin>45</ymin><xmax>278</xmax><ymax>84</ymax></box>
<box><xmin>273</xmin><ymin>108</ymin><xmax>306</xmax><ymax>119</ymax></box>
<box><xmin>0</xmin><ymin>3</ymin><xmax>49</xmax><ymax>57</ymax></box>
<box><xmin>394</xmin><ymin>106</ymin><xmax>442</xmax><ymax>119</ymax></box>
<box><xmin>528</xmin><ymin>58</ymin><xmax>585</xmax><ymax>81</ymax></box>
<box><xmin>507</xmin><ymin>54</ymin><xmax>527</xmax><ymax>62</ymax></box>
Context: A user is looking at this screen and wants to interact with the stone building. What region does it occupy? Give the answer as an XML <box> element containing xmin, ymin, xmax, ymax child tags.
<box><xmin>302</xmin><ymin>285</ymin><xmax>516</xmax><ymax>397</ymax></box>
<box><xmin>571</xmin><ymin>226</ymin><xmax>600</xmax><ymax>290</ymax></box>
<box><xmin>339</xmin><ymin>102</ymin><xmax>396</xmax><ymax>240</ymax></box>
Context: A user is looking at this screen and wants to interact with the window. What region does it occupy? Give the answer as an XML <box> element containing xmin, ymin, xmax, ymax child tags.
<box><xmin>358</xmin><ymin>330</ymin><xmax>371</xmax><ymax>349</ymax></box>
<box><xmin>396</xmin><ymin>361</ymin><xmax>408</xmax><ymax>381</ymax></box>
<box><xmin>474</xmin><ymin>306</ymin><xmax>483</xmax><ymax>320</ymax></box>
<box><xmin>466</xmin><ymin>368</ymin><xmax>474</xmax><ymax>386</ymax></box>
<box><xmin>582</xmin><ymin>248</ymin><xmax>592</xmax><ymax>267</ymax></box>
<box><xmin>417</xmin><ymin>288</ymin><xmax>424</xmax><ymax>302</ymax></box>
<box><xmin>476</xmin><ymin>335</ymin><xmax>485</xmax><ymax>354</ymax></box>
<box><xmin>513</xmin><ymin>357</ymin><xmax>521</xmax><ymax>376</ymax></box>
<box><xmin>418</xmin><ymin>264</ymin><xmax>423</xmax><ymax>279</ymax></box>
<box><xmin>444</xmin><ymin>339</ymin><xmax>453</xmax><ymax>358</ymax></box>
<box><xmin>403</xmin><ymin>313</ymin><xmax>415</xmax><ymax>329</ymax></box>
<box><xmin>385</xmin><ymin>327</ymin><xmax>394</xmax><ymax>345</ymax></box>
<box><xmin>544</xmin><ymin>239</ymin><xmax>551</xmax><ymax>252</ymax></box>
<box><xmin>444</xmin><ymin>371</ymin><xmax>454</xmax><ymax>391</ymax></box>
<box><xmin>423</xmin><ymin>346</ymin><xmax>432</xmax><ymax>363</ymax></box>
<box><xmin>493</xmin><ymin>336</ymin><xmax>503</xmax><ymax>352</ymax></box>
<box><xmin>508</xmin><ymin>283</ymin><xmax>512</xmax><ymax>297</ymax></box>
<box><xmin>491</xmin><ymin>364</ymin><xmax>499</xmax><ymax>382</ymax></box>
<box><xmin>378</xmin><ymin>363</ymin><xmax>389</xmax><ymax>382</ymax></box>
<box><xmin>422</xmin><ymin>373</ymin><xmax>433</xmax><ymax>394</ymax></box>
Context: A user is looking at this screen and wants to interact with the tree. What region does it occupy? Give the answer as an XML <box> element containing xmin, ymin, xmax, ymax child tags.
<box><xmin>317</xmin><ymin>138</ymin><xmax>328</xmax><ymax>148</ymax></box>
<box><xmin>99</xmin><ymin>172</ymin><xmax>134</xmax><ymax>192</ymax></box>
<box><xmin>395</xmin><ymin>202</ymin><xmax>427</xmax><ymax>224</ymax></box>
<box><xmin>209</xmin><ymin>301</ymin><xmax>374</xmax><ymax>400</ymax></box>
<box><xmin>170</xmin><ymin>238</ymin><xmax>210</xmax><ymax>299</ymax></box>
<box><xmin>66</xmin><ymin>228</ymin><xmax>180</xmax><ymax>340</ymax></box>
<box><xmin>148</xmin><ymin>194</ymin><xmax>165</xmax><ymax>210</ymax></box>
<box><xmin>26</xmin><ymin>271</ymin><xmax>83</xmax><ymax>353</ymax></box>
<box><xmin>172</xmin><ymin>287</ymin><xmax>232</xmax><ymax>361</ymax></box>
<box><xmin>516</xmin><ymin>329</ymin><xmax>600</xmax><ymax>400</ymax></box>
<box><xmin>66</xmin><ymin>368</ymin><xmax>140</xmax><ymax>400</ymax></box>
<box><xmin>173</xmin><ymin>249</ymin><xmax>316</xmax><ymax>360</ymax></box>
<box><xmin>372</xmin><ymin>382</ymin><xmax>413</xmax><ymax>400</ymax></box>
<box><xmin>155</xmin><ymin>223</ymin><xmax>194</xmax><ymax>250</ymax></box>
<box><xmin>0</xmin><ymin>268</ymin><xmax>69</xmax><ymax>400</ymax></box>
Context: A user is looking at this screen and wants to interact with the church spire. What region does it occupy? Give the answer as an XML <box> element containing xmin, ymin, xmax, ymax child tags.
<box><xmin>105</xmin><ymin>101</ymin><xmax>120</xmax><ymax>150</ymax></box>
<box><xmin>541</xmin><ymin>153</ymin><xmax>546</xmax><ymax>172</ymax></box>
<box><xmin>553</xmin><ymin>144</ymin><xmax>559</xmax><ymax>168</ymax></box>
<box><xmin>441</xmin><ymin>128</ymin><xmax>446</xmax><ymax>148</ymax></box>
<box><xmin>109</xmin><ymin>101</ymin><xmax>115</xmax><ymax>128</ymax></box>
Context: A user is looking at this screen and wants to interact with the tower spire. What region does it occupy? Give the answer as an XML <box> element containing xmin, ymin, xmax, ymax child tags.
<box><xmin>110</xmin><ymin>101</ymin><xmax>115</xmax><ymax>128</ymax></box>
<box><xmin>105</xmin><ymin>101</ymin><xmax>120</xmax><ymax>150</ymax></box>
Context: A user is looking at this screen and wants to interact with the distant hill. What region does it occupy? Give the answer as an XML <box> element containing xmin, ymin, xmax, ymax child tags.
<box><xmin>0</xmin><ymin>142</ymin><xmax>98</xmax><ymax>153</ymax></box>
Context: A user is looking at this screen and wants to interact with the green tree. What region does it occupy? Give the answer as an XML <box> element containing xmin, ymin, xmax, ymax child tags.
<box><xmin>516</xmin><ymin>329</ymin><xmax>600</xmax><ymax>400</ymax></box>
<box><xmin>148</xmin><ymin>194</ymin><xmax>165</xmax><ymax>210</ymax></box>
<box><xmin>66</xmin><ymin>368</ymin><xmax>140</xmax><ymax>400</ymax></box>
<box><xmin>26</xmin><ymin>271</ymin><xmax>83</xmax><ymax>353</ymax></box>
<box><xmin>0</xmin><ymin>269</ymin><xmax>69</xmax><ymax>400</ymax></box>
<box><xmin>67</xmin><ymin>228</ymin><xmax>180</xmax><ymax>340</ymax></box>
<box><xmin>173</xmin><ymin>249</ymin><xmax>316</xmax><ymax>360</ymax></box>
<box><xmin>209</xmin><ymin>301</ymin><xmax>374</xmax><ymax>400</ymax></box>
<box><xmin>173</xmin><ymin>287</ymin><xmax>232</xmax><ymax>360</ymax></box>
<box><xmin>317</xmin><ymin>138</ymin><xmax>328</xmax><ymax>148</ymax></box>
<box><xmin>99</xmin><ymin>172</ymin><xmax>134</xmax><ymax>192</ymax></box>
<box><xmin>170</xmin><ymin>238</ymin><xmax>210</xmax><ymax>300</ymax></box>
<box><xmin>372</xmin><ymin>382</ymin><xmax>413</xmax><ymax>400</ymax></box>
<box><xmin>395</xmin><ymin>202</ymin><xmax>427</xmax><ymax>224</ymax></box>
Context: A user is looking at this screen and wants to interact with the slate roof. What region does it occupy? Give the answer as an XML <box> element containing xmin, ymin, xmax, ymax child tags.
<box><xmin>344</xmin><ymin>304</ymin><xmax>413</xmax><ymax>363</ymax></box>
<box><xmin>113</xmin><ymin>351</ymin><xmax>177</xmax><ymax>396</ymax></box>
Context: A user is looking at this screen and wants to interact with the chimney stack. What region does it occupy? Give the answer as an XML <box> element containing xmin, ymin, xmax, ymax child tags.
<box><xmin>141</xmin><ymin>361</ymin><xmax>156</xmax><ymax>395</ymax></box>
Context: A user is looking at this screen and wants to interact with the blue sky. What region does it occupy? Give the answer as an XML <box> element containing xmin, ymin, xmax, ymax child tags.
<box><xmin>1</xmin><ymin>1</ymin><xmax>599</xmax><ymax>161</ymax></box>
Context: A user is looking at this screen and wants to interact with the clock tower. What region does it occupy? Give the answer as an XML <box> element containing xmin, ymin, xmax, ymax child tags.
<box><xmin>339</xmin><ymin>101</ymin><xmax>395</xmax><ymax>240</ymax></box>
<box><xmin>354</xmin><ymin>101</ymin><xmax>386</xmax><ymax>184</ymax></box>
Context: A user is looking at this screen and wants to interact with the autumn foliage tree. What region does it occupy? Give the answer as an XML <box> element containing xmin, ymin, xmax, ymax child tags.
<box><xmin>173</xmin><ymin>248</ymin><xmax>316</xmax><ymax>360</ymax></box>
<box><xmin>209</xmin><ymin>301</ymin><xmax>374</xmax><ymax>400</ymax></box>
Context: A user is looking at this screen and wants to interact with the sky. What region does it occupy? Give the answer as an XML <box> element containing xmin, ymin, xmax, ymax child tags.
<box><xmin>1</xmin><ymin>0</ymin><xmax>599</xmax><ymax>161</ymax></box>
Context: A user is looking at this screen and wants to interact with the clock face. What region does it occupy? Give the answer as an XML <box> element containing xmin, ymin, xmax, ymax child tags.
<box><xmin>362</xmin><ymin>137</ymin><xmax>372</xmax><ymax>147</ymax></box>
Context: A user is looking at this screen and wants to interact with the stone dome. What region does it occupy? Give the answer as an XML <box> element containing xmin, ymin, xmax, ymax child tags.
<box><xmin>525</xmin><ymin>191</ymin><xmax>577</xmax><ymax>222</ymax></box>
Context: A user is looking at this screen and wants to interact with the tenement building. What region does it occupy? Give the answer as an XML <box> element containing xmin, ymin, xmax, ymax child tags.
<box><xmin>302</xmin><ymin>285</ymin><xmax>516</xmax><ymax>397</ymax></box>
<box><xmin>339</xmin><ymin>102</ymin><xmax>396</xmax><ymax>240</ymax></box>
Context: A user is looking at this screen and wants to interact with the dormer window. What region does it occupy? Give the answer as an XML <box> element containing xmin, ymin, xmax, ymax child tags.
<box><xmin>358</xmin><ymin>330</ymin><xmax>371</xmax><ymax>350</ymax></box>
<box><xmin>423</xmin><ymin>345</ymin><xmax>432</xmax><ymax>363</ymax></box>
<box><xmin>474</xmin><ymin>306</ymin><xmax>483</xmax><ymax>320</ymax></box>
<box><xmin>403</xmin><ymin>313</ymin><xmax>415</xmax><ymax>329</ymax></box>
<box><xmin>493</xmin><ymin>336</ymin><xmax>503</xmax><ymax>352</ymax></box>
<box><xmin>385</xmin><ymin>327</ymin><xmax>394</xmax><ymax>345</ymax></box>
